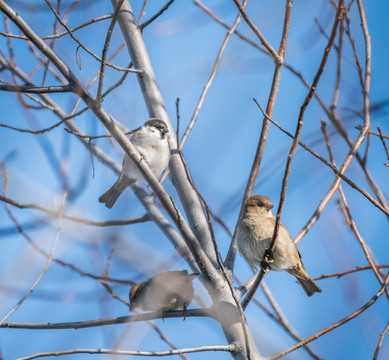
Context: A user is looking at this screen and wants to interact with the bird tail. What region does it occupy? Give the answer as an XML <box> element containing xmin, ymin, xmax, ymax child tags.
<box><xmin>99</xmin><ymin>176</ymin><xmax>134</xmax><ymax>208</ymax></box>
<box><xmin>296</xmin><ymin>277</ymin><xmax>322</xmax><ymax>297</ymax></box>
<box><xmin>188</xmin><ymin>273</ymin><xmax>200</xmax><ymax>280</ymax></box>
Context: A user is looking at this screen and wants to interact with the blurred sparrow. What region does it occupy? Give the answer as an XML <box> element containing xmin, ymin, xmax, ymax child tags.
<box><xmin>99</xmin><ymin>119</ymin><xmax>170</xmax><ymax>208</ymax></box>
<box><xmin>236</xmin><ymin>195</ymin><xmax>322</xmax><ymax>297</ymax></box>
<box><xmin>129</xmin><ymin>270</ymin><xmax>199</xmax><ymax>312</ymax></box>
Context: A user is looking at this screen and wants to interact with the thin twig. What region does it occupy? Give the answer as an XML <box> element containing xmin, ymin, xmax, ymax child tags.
<box><xmin>0</xmin><ymin>308</ymin><xmax>213</xmax><ymax>329</ymax></box>
<box><xmin>3</xmin><ymin>1</ymin><xmax>212</xmax><ymax>279</ymax></box>
<box><xmin>267</xmin><ymin>272</ymin><xmax>389</xmax><ymax>360</ymax></box>
<box><xmin>175</xmin><ymin>97</ymin><xmax>180</xmax><ymax>144</ymax></box>
<box><xmin>373</xmin><ymin>320</ymin><xmax>389</xmax><ymax>360</ymax></box>
<box><xmin>13</xmin><ymin>345</ymin><xmax>235</xmax><ymax>360</ymax></box>
<box><xmin>321</xmin><ymin>120</ymin><xmax>389</xmax><ymax>298</ymax></box>
<box><xmin>231</xmin><ymin>0</ymin><xmax>280</xmax><ymax>62</ymax></box>
<box><xmin>0</xmin><ymin>15</ymin><xmax>113</xmax><ymax>40</ymax></box>
<box><xmin>180</xmin><ymin>0</ymin><xmax>248</xmax><ymax>148</ymax></box>
<box><xmin>137</xmin><ymin>0</ymin><xmax>148</xmax><ymax>24</ymax></box>
<box><xmin>377</xmin><ymin>126</ymin><xmax>389</xmax><ymax>166</ymax></box>
<box><xmin>177</xmin><ymin>147</ymin><xmax>252</xmax><ymax>357</ymax></box>
<box><xmin>0</xmin><ymin>84</ymin><xmax>73</xmax><ymax>93</ymax></box>
<box><xmin>253</xmin><ymin>101</ymin><xmax>389</xmax><ymax>217</ymax></box>
<box><xmin>139</xmin><ymin>0</ymin><xmax>176</xmax><ymax>30</ymax></box>
<box><xmin>330</xmin><ymin>16</ymin><xmax>343</xmax><ymax>112</ymax></box>
<box><xmin>0</xmin><ymin>174</ymin><xmax>67</xmax><ymax>324</ymax></box>
<box><xmin>314</xmin><ymin>265</ymin><xmax>389</xmax><ymax>281</ymax></box>
<box><xmin>42</xmin><ymin>0</ymin><xmax>142</xmax><ymax>74</ymax></box>
<box><xmin>64</xmin><ymin>127</ymin><xmax>135</xmax><ymax>140</ymax></box>
<box><xmin>243</xmin><ymin>0</ymin><xmax>344</xmax><ymax>309</ymax></box>
<box><xmin>271</xmin><ymin>0</ymin><xmax>344</xmax><ymax>265</ymax></box>
<box><xmin>344</xmin><ymin>13</ymin><xmax>364</xmax><ymax>89</ymax></box>
<box><xmin>0</xmin><ymin>192</ymin><xmax>136</xmax><ymax>286</ymax></box>
<box><xmin>0</xmin><ymin>194</ymin><xmax>150</xmax><ymax>227</ymax></box>
<box><xmin>294</xmin><ymin>0</ymin><xmax>374</xmax><ymax>242</ymax></box>
<box><xmin>96</xmin><ymin>0</ymin><xmax>126</xmax><ymax>101</ymax></box>
<box><xmin>196</xmin><ymin>0</ymin><xmax>388</xmax><ymax>213</ymax></box>
<box><xmin>0</xmin><ymin>55</ymin><xmax>198</xmax><ymax>284</ymax></box>
<box><xmin>337</xmin><ymin>188</ymin><xmax>389</xmax><ymax>298</ymax></box>
<box><xmin>261</xmin><ymin>282</ymin><xmax>322</xmax><ymax>360</ymax></box>
<box><xmin>225</xmin><ymin>0</ymin><xmax>293</xmax><ymax>271</ymax></box>
<box><xmin>354</xmin><ymin>126</ymin><xmax>389</xmax><ymax>140</ymax></box>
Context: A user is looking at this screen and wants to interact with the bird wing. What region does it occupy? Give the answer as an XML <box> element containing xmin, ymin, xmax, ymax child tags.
<box><xmin>150</xmin><ymin>271</ymin><xmax>192</xmax><ymax>296</ymax></box>
<box><xmin>149</xmin><ymin>271</ymin><xmax>194</xmax><ymax>310</ymax></box>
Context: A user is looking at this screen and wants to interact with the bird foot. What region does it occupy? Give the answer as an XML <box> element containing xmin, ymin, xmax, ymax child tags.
<box><xmin>261</xmin><ymin>249</ymin><xmax>273</xmax><ymax>272</ymax></box>
<box><xmin>137</xmin><ymin>153</ymin><xmax>145</xmax><ymax>164</ymax></box>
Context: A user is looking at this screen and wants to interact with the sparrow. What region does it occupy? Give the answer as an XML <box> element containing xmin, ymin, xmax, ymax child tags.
<box><xmin>129</xmin><ymin>270</ymin><xmax>199</xmax><ymax>312</ymax></box>
<box><xmin>236</xmin><ymin>195</ymin><xmax>322</xmax><ymax>297</ymax></box>
<box><xmin>99</xmin><ymin>119</ymin><xmax>170</xmax><ymax>208</ymax></box>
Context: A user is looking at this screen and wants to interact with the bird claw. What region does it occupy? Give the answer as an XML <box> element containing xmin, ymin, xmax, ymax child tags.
<box><xmin>261</xmin><ymin>249</ymin><xmax>274</xmax><ymax>271</ymax></box>
<box><xmin>137</xmin><ymin>153</ymin><xmax>145</xmax><ymax>164</ymax></box>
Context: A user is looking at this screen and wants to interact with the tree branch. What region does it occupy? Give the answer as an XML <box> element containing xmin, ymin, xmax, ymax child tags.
<box><xmin>0</xmin><ymin>83</ymin><xmax>73</xmax><ymax>93</ymax></box>
<box><xmin>1</xmin><ymin>309</ymin><xmax>213</xmax><ymax>330</ymax></box>
<box><xmin>242</xmin><ymin>0</ymin><xmax>344</xmax><ymax>309</ymax></box>
<box><xmin>267</xmin><ymin>272</ymin><xmax>389</xmax><ymax>360</ymax></box>
<box><xmin>14</xmin><ymin>345</ymin><xmax>236</xmax><ymax>360</ymax></box>
<box><xmin>225</xmin><ymin>0</ymin><xmax>293</xmax><ymax>271</ymax></box>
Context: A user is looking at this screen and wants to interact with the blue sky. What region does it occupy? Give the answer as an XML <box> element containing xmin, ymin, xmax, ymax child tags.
<box><xmin>0</xmin><ymin>1</ymin><xmax>388</xmax><ymax>359</ymax></box>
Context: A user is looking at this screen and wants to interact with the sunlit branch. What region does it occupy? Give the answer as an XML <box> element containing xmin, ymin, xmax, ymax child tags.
<box><xmin>14</xmin><ymin>345</ymin><xmax>235</xmax><ymax>360</ymax></box>
<box><xmin>267</xmin><ymin>272</ymin><xmax>389</xmax><ymax>360</ymax></box>
<box><xmin>0</xmin><ymin>308</ymin><xmax>213</xmax><ymax>329</ymax></box>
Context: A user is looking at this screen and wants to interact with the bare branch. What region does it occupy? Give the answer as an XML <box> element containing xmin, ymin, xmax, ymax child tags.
<box><xmin>270</xmin><ymin>0</ymin><xmax>344</xmax><ymax>262</ymax></box>
<box><xmin>0</xmin><ymin>175</ymin><xmax>67</xmax><ymax>324</ymax></box>
<box><xmin>13</xmin><ymin>345</ymin><xmax>235</xmax><ymax>360</ymax></box>
<box><xmin>0</xmin><ymin>308</ymin><xmax>213</xmax><ymax>329</ymax></box>
<box><xmin>197</xmin><ymin>0</ymin><xmax>388</xmax><ymax>212</ymax></box>
<box><xmin>253</xmin><ymin>101</ymin><xmax>389</xmax><ymax>217</ymax></box>
<box><xmin>1</xmin><ymin>1</ymin><xmax>214</xmax><ymax>281</ymax></box>
<box><xmin>139</xmin><ymin>0</ymin><xmax>176</xmax><ymax>29</ymax></box>
<box><xmin>225</xmin><ymin>0</ymin><xmax>293</xmax><ymax>271</ymax></box>
<box><xmin>267</xmin><ymin>272</ymin><xmax>389</xmax><ymax>360</ymax></box>
<box><xmin>0</xmin><ymin>194</ymin><xmax>150</xmax><ymax>227</ymax></box>
<box><xmin>243</xmin><ymin>1</ymin><xmax>344</xmax><ymax>309</ymax></box>
<box><xmin>0</xmin><ymin>14</ymin><xmax>113</xmax><ymax>40</ymax></box>
<box><xmin>373</xmin><ymin>321</ymin><xmax>389</xmax><ymax>360</ymax></box>
<box><xmin>0</xmin><ymin>57</ymin><xmax>195</xmax><ymax>288</ymax></box>
<box><xmin>355</xmin><ymin>126</ymin><xmax>389</xmax><ymax>140</ymax></box>
<box><xmin>0</xmin><ymin>83</ymin><xmax>72</xmax><ymax>93</ymax></box>
<box><xmin>231</xmin><ymin>0</ymin><xmax>280</xmax><ymax>62</ymax></box>
<box><xmin>111</xmin><ymin>0</ymin><xmax>220</xmax><ymax>267</ymax></box>
<box><xmin>344</xmin><ymin>12</ymin><xmax>364</xmax><ymax>89</ymax></box>
<box><xmin>180</xmin><ymin>0</ymin><xmax>248</xmax><ymax>148</ymax></box>
<box><xmin>337</xmin><ymin>190</ymin><xmax>389</xmax><ymax>298</ymax></box>
<box><xmin>42</xmin><ymin>0</ymin><xmax>142</xmax><ymax>74</ymax></box>
<box><xmin>96</xmin><ymin>0</ymin><xmax>126</xmax><ymax>100</ymax></box>
<box><xmin>260</xmin><ymin>282</ymin><xmax>322</xmax><ymax>360</ymax></box>
<box><xmin>314</xmin><ymin>265</ymin><xmax>389</xmax><ymax>281</ymax></box>
<box><xmin>377</xmin><ymin>126</ymin><xmax>389</xmax><ymax>165</ymax></box>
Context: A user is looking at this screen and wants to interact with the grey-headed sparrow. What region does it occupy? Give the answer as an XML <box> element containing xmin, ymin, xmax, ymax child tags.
<box><xmin>236</xmin><ymin>195</ymin><xmax>322</xmax><ymax>296</ymax></box>
<box><xmin>99</xmin><ymin>119</ymin><xmax>170</xmax><ymax>208</ymax></box>
<box><xmin>129</xmin><ymin>270</ymin><xmax>199</xmax><ymax>312</ymax></box>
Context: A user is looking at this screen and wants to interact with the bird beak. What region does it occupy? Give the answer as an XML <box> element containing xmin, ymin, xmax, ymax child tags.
<box><xmin>162</xmin><ymin>128</ymin><xmax>169</xmax><ymax>135</ymax></box>
<box><xmin>266</xmin><ymin>204</ymin><xmax>274</xmax><ymax>211</ymax></box>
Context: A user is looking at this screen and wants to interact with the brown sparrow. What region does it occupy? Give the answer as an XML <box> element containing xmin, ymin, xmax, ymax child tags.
<box><xmin>236</xmin><ymin>195</ymin><xmax>322</xmax><ymax>297</ymax></box>
<box><xmin>99</xmin><ymin>119</ymin><xmax>170</xmax><ymax>208</ymax></box>
<box><xmin>129</xmin><ymin>270</ymin><xmax>199</xmax><ymax>312</ymax></box>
